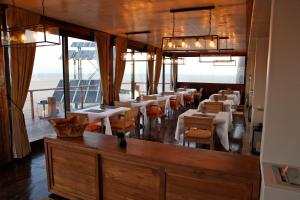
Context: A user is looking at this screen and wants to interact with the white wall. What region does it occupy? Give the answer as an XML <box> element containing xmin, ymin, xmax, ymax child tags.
<box><xmin>251</xmin><ymin>37</ymin><xmax>269</xmax><ymax>125</ymax></box>
<box><xmin>261</xmin><ymin>0</ymin><xmax>300</xmax><ymax>167</ymax></box>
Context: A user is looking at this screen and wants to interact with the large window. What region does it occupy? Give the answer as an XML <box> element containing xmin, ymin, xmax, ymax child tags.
<box><xmin>119</xmin><ymin>50</ymin><xmax>148</xmax><ymax>100</ymax></box>
<box><xmin>177</xmin><ymin>56</ymin><xmax>245</xmax><ymax>84</ymax></box>
<box><xmin>24</xmin><ymin>37</ymin><xmax>64</xmax><ymax>141</ymax></box>
<box><xmin>134</xmin><ymin>51</ymin><xmax>148</xmax><ymax>96</ymax></box>
<box><xmin>68</xmin><ymin>37</ymin><xmax>100</xmax><ymax>111</ymax></box>
<box><xmin>164</xmin><ymin>57</ymin><xmax>172</xmax><ymax>91</ymax></box>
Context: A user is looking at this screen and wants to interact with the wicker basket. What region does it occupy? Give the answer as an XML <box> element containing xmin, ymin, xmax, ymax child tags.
<box><xmin>48</xmin><ymin>115</ymin><xmax>89</xmax><ymax>138</ymax></box>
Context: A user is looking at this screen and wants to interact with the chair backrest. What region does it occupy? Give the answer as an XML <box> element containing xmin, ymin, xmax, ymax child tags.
<box><xmin>193</xmin><ymin>92</ymin><xmax>202</xmax><ymax>99</ymax></box>
<box><xmin>124</xmin><ymin>107</ymin><xmax>140</xmax><ymax>120</ymax></box>
<box><xmin>158</xmin><ymin>100</ymin><xmax>166</xmax><ymax>110</ymax></box>
<box><xmin>204</xmin><ymin>102</ymin><xmax>224</xmax><ymax>112</ymax></box>
<box><xmin>163</xmin><ymin>91</ymin><xmax>175</xmax><ymax>95</ymax></box>
<box><xmin>184</xmin><ymin>116</ymin><xmax>214</xmax><ymax>131</ymax></box>
<box><xmin>143</xmin><ymin>95</ymin><xmax>157</xmax><ymax>100</ymax></box>
<box><xmin>213</xmin><ymin>94</ymin><xmax>227</xmax><ymax>101</ymax></box>
<box><xmin>199</xmin><ymin>88</ymin><xmax>204</xmax><ymax>93</ymax></box>
<box><xmin>114</xmin><ymin>101</ymin><xmax>132</xmax><ymax>107</ymax></box>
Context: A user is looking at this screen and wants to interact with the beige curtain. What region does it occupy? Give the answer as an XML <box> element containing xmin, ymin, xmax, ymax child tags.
<box><xmin>171</xmin><ymin>58</ymin><xmax>178</xmax><ymax>91</ymax></box>
<box><xmin>94</xmin><ymin>31</ymin><xmax>113</xmax><ymax>105</ymax></box>
<box><xmin>114</xmin><ymin>37</ymin><xmax>128</xmax><ymax>101</ymax></box>
<box><xmin>147</xmin><ymin>46</ymin><xmax>155</xmax><ymax>94</ymax></box>
<box><xmin>7</xmin><ymin>7</ymin><xmax>40</xmax><ymax>158</ymax></box>
<box><xmin>153</xmin><ymin>48</ymin><xmax>162</xmax><ymax>94</ymax></box>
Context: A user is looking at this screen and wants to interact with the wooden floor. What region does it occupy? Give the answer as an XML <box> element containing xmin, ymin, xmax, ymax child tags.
<box><xmin>1</xmin><ymin>107</ymin><xmax>253</xmax><ymax>200</ymax></box>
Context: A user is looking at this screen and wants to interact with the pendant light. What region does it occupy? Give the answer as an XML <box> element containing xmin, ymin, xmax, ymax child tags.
<box><xmin>1</xmin><ymin>0</ymin><xmax>60</xmax><ymax>47</ymax></box>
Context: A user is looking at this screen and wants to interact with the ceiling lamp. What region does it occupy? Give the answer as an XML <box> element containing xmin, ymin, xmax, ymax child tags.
<box><xmin>199</xmin><ymin>38</ymin><xmax>235</xmax><ymax>63</ymax></box>
<box><xmin>1</xmin><ymin>0</ymin><xmax>60</xmax><ymax>47</ymax></box>
<box><xmin>163</xmin><ymin>57</ymin><xmax>185</xmax><ymax>65</ymax></box>
<box><xmin>121</xmin><ymin>51</ymin><xmax>155</xmax><ymax>62</ymax></box>
<box><xmin>162</xmin><ymin>6</ymin><xmax>223</xmax><ymax>53</ymax></box>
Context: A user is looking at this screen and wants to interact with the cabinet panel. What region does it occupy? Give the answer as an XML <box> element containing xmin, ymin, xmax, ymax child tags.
<box><xmin>166</xmin><ymin>172</ymin><xmax>252</xmax><ymax>200</ymax></box>
<box><xmin>48</xmin><ymin>145</ymin><xmax>99</xmax><ymax>200</ymax></box>
<box><xmin>102</xmin><ymin>158</ymin><xmax>164</xmax><ymax>200</ymax></box>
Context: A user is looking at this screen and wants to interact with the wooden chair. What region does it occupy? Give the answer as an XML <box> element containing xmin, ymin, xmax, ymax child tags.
<box><xmin>213</xmin><ymin>94</ymin><xmax>227</xmax><ymax>101</ymax></box>
<box><xmin>147</xmin><ymin>100</ymin><xmax>166</xmax><ymax>129</ymax></box>
<box><xmin>67</xmin><ymin>112</ymin><xmax>102</xmax><ymax>133</ymax></box>
<box><xmin>183</xmin><ymin>94</ymin><xmax>194</xmax><ymax>108</ymax></box>
<box><xmin>162</xmin><ymin>91</ymin><xmax>175</xmax><ymax>95</ymax></box>
<box><xmin>183</xmin><ymin>116</ymin><xmax>214</xmax><ymax>149</ymax></box>
<box><xmin>143</xmin><ymin>95</ymin><xmax>157</xmax><ymax>100</ymax></box>
<box><xmin>193</xmin><ymin>92</ymin><xmax>202</xmax><ymax>108</ymax></box>
<box><xmin>114</xmin><ymin>101</ymin><xmax>132</xmax><ymax>107</ymax></box>
<box><xmin>110</xmin><ymin>107</ymin><xmax>140</xmax><ymax>134</ymax></box>
<box><xmin>203</xmin><ymin>102</ymin><xmax>224</xmax><ymax>113</ymax></box>
<box><xmin>170</xmin><ymin>95</ymin><xmax>181</xmax><ymax>117</ymax></box>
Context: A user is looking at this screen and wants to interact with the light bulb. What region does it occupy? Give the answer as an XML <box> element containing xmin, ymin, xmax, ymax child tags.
<box><xmin>209</xmin><ymin>40</ymin><xmax>215</xmax><ymax>48</ymax></box>
<box><xmin>20</xmin><ymin>34</ymin><xmax>25</xmax><ymax>41</ymax></box>
<box><xmin>181</xmin><ymin>40</ymin><xmax>186</xmax><ymax>48</ymax></box>
<box><xmin>168</xmin><ymin>41</ymin><xmax>173</xmax><ymax>48</ymax></box>
<box><xmin>195</xmin><ymin>40</ymin><xmax>201</xmax><ymax>48</ymax></box>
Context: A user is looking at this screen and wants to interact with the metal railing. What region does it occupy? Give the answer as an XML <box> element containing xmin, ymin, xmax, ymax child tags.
<box><xmin>27</xmin><ymin>84</ymin><xmax>99</xmax><ymax>120</ymax></box>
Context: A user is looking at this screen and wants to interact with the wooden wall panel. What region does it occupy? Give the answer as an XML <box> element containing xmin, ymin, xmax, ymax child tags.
<box><xmin>102</xmin><ymin>157</ymin><xmax>164</xmax><ymax>200</ymax></box>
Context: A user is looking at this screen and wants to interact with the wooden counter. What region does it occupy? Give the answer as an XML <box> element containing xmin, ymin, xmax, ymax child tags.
<box><xmin>44</xmin><ymin>132</ymin><xmax>260</xmax><ymax>200</ymax></box>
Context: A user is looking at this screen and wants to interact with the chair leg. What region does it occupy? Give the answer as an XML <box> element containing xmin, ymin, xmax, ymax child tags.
<box><xmin>210</xmin><ymin>139</ymin><xmax>214</xmax><ymax>150</ymax></box>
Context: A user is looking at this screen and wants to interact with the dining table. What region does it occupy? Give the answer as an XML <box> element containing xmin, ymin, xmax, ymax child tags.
<box><xmin>76</xmin><ymin>105</ymin><xmax>130</xmax><ymax>135</ymax></box>
<box><xmin>174</xmin><ymin>109</ymin><xmax>232</xmax><ymax>151</ymax></box>
<box><xmin>219</xmin><ymin>90</ymin><xmax>241</xmax><ymax>102</ymax></box>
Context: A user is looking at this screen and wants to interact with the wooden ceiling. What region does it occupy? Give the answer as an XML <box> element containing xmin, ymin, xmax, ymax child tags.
<box><xmin>2</xmin><ymin>0</ymin><xmax>249</xmax><ymax>53</ymax></box>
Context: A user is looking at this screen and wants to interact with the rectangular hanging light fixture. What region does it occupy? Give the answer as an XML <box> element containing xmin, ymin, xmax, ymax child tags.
<box><xmin>1</xmin><ymin>2</ymin><xmax>60</xmax><ymax>47</ymax></box>
<box><xmin>1</xmin><ymin>23</ymin><xmax>60</xmax><ymax>46</ymax></box>
<box><xmin>121</xmin><ymin>51</ymin><xmax>155</xmax><ymax>62</ymax></box>
<box><xmin>163</xmin><ymin>57</ymin><xmax>185</xmax><ymax>65</ymax></box>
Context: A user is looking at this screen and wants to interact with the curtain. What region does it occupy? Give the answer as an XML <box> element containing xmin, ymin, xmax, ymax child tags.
<box><xmin>153</xmin><ymin>48</ymin><xmax>162</xmax><ymax>94</ymax></box>
<box><xmin>147</xmin><ymin>46</ymin><xmax>155</xmax><ymax>94</ymax></box>
<box><xmin>171</xmin><ymin>58</ymin><xmax>178</xmax><ymax>91</ymax></box>
<box><xmin>114</xmin><ymin>37</ymin><xmax>128</xmax><ymax>101</ymax></box>
<box><xmin>94</xmin><ymin>31</ymin><xmax>113</xmax><ymax>105</ymax></box>
<box><xmin>7</xmin><ymin>7</ymin><xmax>40</xmax><ymax>158</ymax></box>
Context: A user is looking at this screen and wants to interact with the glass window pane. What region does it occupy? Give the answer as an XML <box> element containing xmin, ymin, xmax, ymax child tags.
<box><xmin>24</xmin><ymin>37</ymin><xmax>64</xmax><ymax>142</ymax></box>
<box><xmin>177</xmin><ymin>56</ymin><xmax>245</xmax><ymax>84</ymax></box>
<box><xmin>120</xmin><ymin>57</ymin><xmax>133</xmax><ymax>100</ymax></box>
<box><xmin>68</xmin><ymin>37</ymin><xmax>100</xmax><ymax>110</ymax></box>
<box><xmin>134</xmin><ymin>52</ymin><xmax>147</xmax><ymax>96</ymax></box>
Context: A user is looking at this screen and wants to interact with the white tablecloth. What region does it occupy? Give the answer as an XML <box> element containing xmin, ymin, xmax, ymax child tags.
<box><xmin>219</xmin><ymin>90</ymin><xmax>240</xmax><ymax>101</ymax></box>
<box><xmin>174</xmin><ymin>109</ymin><xmax>231</xmax><ymax>151</ymax></box>
<box><xmin>209</xmin><ymin>93</ymin><xmax>240</xmax><ymax>105</ymax></box>
<box><xmin>77</xmin><ymin>106</ymin><xmax>130</xmax><ymax>135</ymax></box>
<box><xmin>131</xmin><ymin>100</ymin><xmax>156</xmax><ymax>125</ymax></box>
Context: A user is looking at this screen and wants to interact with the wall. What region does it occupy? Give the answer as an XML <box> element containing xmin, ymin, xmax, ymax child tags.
<box><xmin>260</xmin><ymin>0</ymin><xmax>300</xmax><ymax>199</ymax></box>
<box><xmin>261</xmin><ymin>0</ymin><xmax>300</xmax><ymax>167</ymax></box>
<box><xmin>251</xmin><ymin>37</ymin><xmax>269</xmax><ymax>125</ymax></box>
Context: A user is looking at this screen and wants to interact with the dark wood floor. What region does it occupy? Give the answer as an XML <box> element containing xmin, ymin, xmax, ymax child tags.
<box><xmin>0</xmin><ymin>108</ymin><xmax>249</xmax><ymax>200</ymax></box>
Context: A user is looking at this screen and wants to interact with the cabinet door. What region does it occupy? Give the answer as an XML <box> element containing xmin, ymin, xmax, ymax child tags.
<box><xmin>102</xmin><ymin>157</ymin><xmax>164</xmax><ymax>200</ymax></box>
<box><xmin>166</xmin><ymin>172</ymin><xmax>252</xmax><ymax>200</ymax></box>
<box><xmin>46</xmin><ymin>145</ymin><xmax>99</xmax><ymax>200</ymax></box>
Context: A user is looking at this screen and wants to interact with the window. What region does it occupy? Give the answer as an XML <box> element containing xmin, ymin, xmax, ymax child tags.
<box><xmin>68</xmin><ymin>37</ymin><xmax>100</xmax><ymax>111</ymax></box>
<box><xmin>119</xmin><ymin>50</ymin><xmax>148</xmax><ymax>100</ymax></box>
<box><xmin>24</xmin><ymin>37</ymin><xmax>64</xmax><ymax>142</ymax></box>
<box><xmin>120</xmin><ymin>50</ymin><xmax>133</xmax><ymax>100</ymax></box>
<box><xmin>157</xmin><ymin>66</ymin><xmax>163</xmax><ymax>93</ymax></box>
<box><xmin>134</xmin><ymin>51</ymin><xmax>148</xmax><ymax>96</ymax></box>
<box><xmin>177</xmin><ymin>56</ymin><xmax>245</xmax><ymax>84</ymax></box>
<box><xmin>164</xmin><ymin>57</ymin><xmax>172</xmax><ymax>91</ymax></box>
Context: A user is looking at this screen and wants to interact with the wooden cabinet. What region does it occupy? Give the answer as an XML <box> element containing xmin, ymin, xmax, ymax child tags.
<box><xmin>44</xmin><ymin>133</ymin><xmax>260</xmax><ymax>200</ymax></box>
